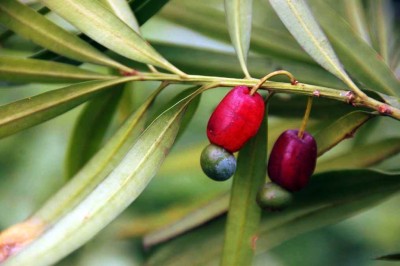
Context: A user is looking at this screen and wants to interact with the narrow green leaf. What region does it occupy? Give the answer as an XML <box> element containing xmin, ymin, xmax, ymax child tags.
<box><xmin>0</xmin><ymin>78</ymin><xmax>131</xmax><ymax>139</ymax></box>
<box><xmin>316</xmin><ymin>138</ymin><xmax>400</xmax><ymax>173</ymax></box>
<box><xmin>0</xmin><ymin>5</ymin><xmax>49</xmax><ymax>42</ymax></box>
<box><xmin>143</xmin><ymin>193</ymin><xmax>230</xmax><ymax>248</ymax></box>
<box><xmin>150</xmin><ymin>87</ymin><xmax>202</xmax><ymax>141</ymax></box>
<box><xmin>269</xmin><ymin>0</ymin><xmax>361</xmax><ymax>94</ymax></box>
<box><xmin>161</xmin><ymin>2</ymin><xmax>312</xmax><ymax>63</ymax></box>
<box><xmin>145</xmin><ymin>169</ymin><xmax>400</xmax><ymax>265</ymax></box>
<box><xmin>5</xmin><ymin>87</ymin><xmax>192</xmax><ymax>266</ymax></box>
<box><xmin>342</xmin><ymin>0</ymin><xmax>372</xmax><ymax>45</ymax></box>
<box><xmin>366</xmin><ymin>0</ymin><xmax>394</xmax><ymax>64</ymax></box>
<box><xmin>35</xmin><ymin>84</ymin><xmax>165</xmax><ymax>224</ymax></box>
<box><xmin>375</xmin><ymin>253</ymin><xmax>400</xmax><ymax>261</ymax></box>
<box><xmin>40</xmin><ymin>0</ymin><xmax>185</xmax><ymax>76</ymax></box>
<box><xmin>99</xmin><ymin>0</ymin><xmax>140</xmax><ymax>32</ymax></box>
<box><xmin>221</xmin><ymin>112</ymin><xmax>267</xmax><ymax>266</ymax></box>
<box><xmin>224</xmin><ymin>0</ymin><xmax>253</xmax><ymax>78</ymax></box>
<box><xmin>0</xmin><ymin>0</ymin><xmax>130</xmax><ymax>72</ymax></box>
<box><xmin>30</xmin><ymin>0</ymin><xmax>169</xmax><ymax>64</ymax></box>
<box><xmin>309</xmin><ymin>1</ymin><xmax>400</xmax><ymax>96</ymax></box>
<box><xmin>65</xmin><ymin>88</ymin><xmax>124</xmax><ymax>179</ymax></box>
<box><xmin>0</xmin><ymin>56</ymin><xmax>114</xmax><ymax>83</ymax></box>
<box><xmin>315</xmin><ymin>111</ymin><xmax>375</xmax><ymax>156</ymax></box>
<box><xmin>129</xmin><ymin>0</ymin><xmax>169</xmax><ymax>25</ymax></box>
<box><xmin>175</xmin><ymin>92</ymin><xmax>201</xmax><ymax>141</ymax></box>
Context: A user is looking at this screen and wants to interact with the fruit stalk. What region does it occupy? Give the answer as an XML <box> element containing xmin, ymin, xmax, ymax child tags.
<box><xmin>298</xmin><ymin>96</ymin><xmax>313</xmax><ymax>139</ymax></box>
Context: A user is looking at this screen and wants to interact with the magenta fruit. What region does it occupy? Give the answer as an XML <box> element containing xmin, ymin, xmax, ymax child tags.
<box><xmin>268</xmin><ymin>129</ymin><xmax>317</xmax><ymax>191</ymax></box>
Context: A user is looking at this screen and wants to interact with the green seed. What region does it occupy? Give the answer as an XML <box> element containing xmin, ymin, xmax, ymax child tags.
<box><xmin>200</xmin><ymin>144</ymin><xmax>236</xmax><ymax>181</ymax></box>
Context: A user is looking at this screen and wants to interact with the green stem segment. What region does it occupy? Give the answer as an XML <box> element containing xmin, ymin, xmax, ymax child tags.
<box><xmin>298</xmin><ymin>96</ymin><xmax>313</xmax><ymax>139</ymax></box>
<box><xmin>110</xmin><ymin>72</ymin><xmax>400</xmax><ymax>121</ymax></box>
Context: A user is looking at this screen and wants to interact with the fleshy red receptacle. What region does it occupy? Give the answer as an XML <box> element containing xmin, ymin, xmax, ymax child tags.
<box><xmin>207</xmin><ymin>86</ymin><xmax>265</xmax><ymax>153</ymax></box>
<box><xmin>268</xmin><ymin>129</ymin><xmax>317</xmax><ymax>191</ymax></box>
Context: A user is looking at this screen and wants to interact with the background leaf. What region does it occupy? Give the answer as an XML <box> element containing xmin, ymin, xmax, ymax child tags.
<box><xmin>375</xmin><ymin>253</ymin><xmax>400</xmax><ymax>261</ymax></box>
<box><xmin>65</xmin><ymin>88</ymin><xmax>124</xmax><ymax>179</ymax></box>
<box><xmin>0</xmin><ymin>0</ymin><xmax>130</xmax><ymax>72</ymax></box>
<box><xmin>0</xmin><ymin>78</ymin><xmax>131</xmax><ymax>139</ymax></box>
<box><xmin>366</xmin><ymin>0</ymin><xmax>395</xmax><ymax>64</ymax></box>
<box><xmin>27</xmin><ymin>0</ymin><xmax>169</xmax><ymax>64</ymax></box>
<box><xmin>309</xmin><ymin>0</ymin><xmax>400</xmax><ymax>96</ymax></box>
<box><xmin>143</xmin><ymin>193</ymin><xmax>229</xmax><ymax>248</ymax></box>
<box><xmin>40</xmin><ymin>0</ymin><xmax>185</xmax><ymax>75</ymax></box>
<box><xmin>160</xmin><ymin>2</ymin><xmax>312</xmax><ymax>63</ymax></box>
<box><xmin>316</xmin><ymin>138</ymin><xmax>400</xmax><ymax>173</ymax></box>
<box><xmin>149</xmin><ymin>87</ymin><xmax>201</xmax><ymax>141</ymax></box>
<box><xmin>224</xmin><ymin>0</ymin><xmax>253</xmax><ymax>78</ymax></box>
<box><xmin>99</xmin><ymin>0</ymin><xmax>140</xmax><ymax>32</ymax></box>
<box><xmin>341</xmin><ymin>0</ymin><xmax>372</xmax><ymax>45</ymax></box>
<box><xmin>145</xmin><ymin>170</ymin><xmax>400</xmax><ymax>265</ymax></box>
<box><xmin>269</xmin><ymin>0</ymin><xmax>359</xmax><ymax>93</ymax></box>
<box><xmin>0</xmin><ymin>56</ymin><xmax>113</xmax><ymax>83</ymax></box>
<box><xmin>314</xmin><ymin>111</ymin><xmax>375</xmax><ymax>156</ymax></box>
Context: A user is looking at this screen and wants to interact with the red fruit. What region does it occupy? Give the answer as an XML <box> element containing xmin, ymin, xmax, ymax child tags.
<box><xmin>207</xmin><ymin>86</ymin><xmax>265</xmax><ymax>152</ymax></box>
<box><xmin>268</xmin><ymin>129</ymin><xmax>317</xmax><ymax>191</ymax></box>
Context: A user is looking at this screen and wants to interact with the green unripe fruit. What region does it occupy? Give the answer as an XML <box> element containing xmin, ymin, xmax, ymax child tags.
<box><xmin>200</xmin><ymin>144</ymin><xmax>236</xmax><ymax>181</ymax></box>
<box><xmin>256</xmin><ymin>182</ymin><xmax>293</xmax><ymax>211</ymax></box>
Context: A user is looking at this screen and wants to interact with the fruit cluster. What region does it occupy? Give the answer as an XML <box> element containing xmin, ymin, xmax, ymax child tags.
<box><xmin>200</xmin><ymin>85</ymin><xmax>265</xmax><ymax>181</ymax></box>
<box><xmin>200</xmin><ymin>84</ymin><xmax>318</xmax><ymax>210</ymax></box>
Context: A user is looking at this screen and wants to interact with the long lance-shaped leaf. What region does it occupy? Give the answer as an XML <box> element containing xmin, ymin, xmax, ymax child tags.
<box><xmin>40</xmin><ymin>0</ymin><xmax>185</xmax><ymax>76</ymax></box>
<box><xmin>0</xmin><ymin>56</ymin><xmax>114</xmax><ymax>83</ymax></box>
<box><xmin>221</xmin><ymin>111</ymin><xmax>267</xmax><ymax>266</ymax></box>
<box><xmin>269</xmin><ymin>0</ymin><xmax>364</xmax><ymax>95</ymax></box>
<box><xmin>30</xmin><ymin>0</ymin><xmax>169</xmax><ymax>64</ymax></box>
<box><xmin>309</xmin><ymin>0</ymin><xmax>400</xmax><ymax>96</ymax></box>
<box><xmin>0</xmin><ymin>5</ymin><xmax>49</xmax><ymax>42</ymax></box>
<box><xmin>143</xmin><ymin>193</ymin><xmax>230</xmax><ymax>248</ymax></box>
<box><xmin>98</xmin><ymin>0</ymin><xmax>140</xmax><ymax>32</ymax></box>
<box><xmin>65</xmin><ymin>88</ymin><xmax>124</xmax><ymax>179</ymax></box>
<box><xmin>3</xmin><ymin>88</ymin><xmax>201</xmax><ymax>266</ymax></box>
<box><xmin>224</xmin><ymin>0</ymin><xmax>253</xmax><ymax>78</ymax></box>
<box><xmin>145</xmin><ymin>169</ymin><xmax>400</xmax><ymax>265</ymax></box>
<box><xmin>160</xmin><ymin>2</ymin><xmax>312</xmax><ymax>63</ymax></box>
<box><xmin>0</xmin><ymin>78</ymin><xmax>132</xmax><ymax>139</ymax></box>
<box><xmin>35</xmin><ymin>84</ymin><xmax>165</xmax><ymax>224</ymax></box>
<box><xmin>314</xmin><ymin>111</ymin><xmax>375</xmax><ymax>156</ymax></box>
<box><xmin>316</xmin><ymin>138</ymin><xmax>400</xmax><ymax>173</ymax></box>
<box><xmin>130</xmin><ymin>0</ymin><xmax>169</xmax><ymax>25</ymax></box>
<box><xmin>366</xmin><ymin>0</ymin><xmax>394</xmax><ymax>65</ymax></box>
<box><xmin>99</xmin><ymin>0</ymin><xmax>158</xmax><ymax>73</ymax></box>
<box><xmin>0</xmin><ymin>0</ymin><xmax>130</xmax><ymax>72</ymax></box>
<box><xmin>0</xmin><ymin>0</ymin><xmax>167</xmax><ymax>43</ymax></box>
<box><xmin>149</xmin><ymin>87</ymin><xmax>202</xmax><ymax>141</ymax></box>
<box><xmin>342</xmin><ymin>0</ymin><xmax>372</xmax><ymax>45</ymax></box>
<box><xmin>375</xmin><ymin>253</ymin><xmax>400</xmax><ymax>261</ymax></box>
